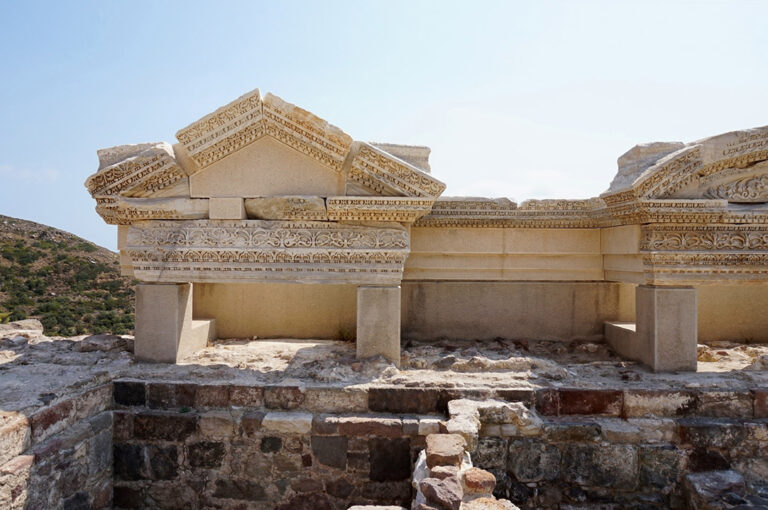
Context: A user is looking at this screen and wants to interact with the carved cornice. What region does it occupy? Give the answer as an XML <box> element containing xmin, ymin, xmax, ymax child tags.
<box><xmin>84</xmin><ymin>143</ymin><xmax>187</xmax><ymax>200</ymax></box>
<box><xmin>125</xmin><ymin>220</ymin><xmax>409</xmax><ymax>284</ymax></box>
<box><xmin>262</xmin><ymin>93</ymin><xmax>352</xmax><ymax>173</ymax></box>
<box><xmin>175</xmin><ymin>89</ymin><xmax>353</xmax><ymax>172</ymax></box>
<box><xmin>96</xmin><ymin>197</ymin><xmax>209</xmax><ymax>225</ymax></box>
<box><xmin>347</xmin><ymin>143</ymin><xmax>446</xmax><ymax>198</ymax></box>
<box><xmin>415</xmin><ymin>198</ymin><xmax>605</xmax><ymax>228</ymax></box>
<box><xmin>175</xmin><ymin>89</ymin><xmax>265</xmax><ymax>170</ymax></box>
<box><xmin>326</xmin><ymin>196</ymin><xmax>435</xmax><ymax>222</ymax></box>
<box><xmin>634</xmin><ymin>146</ymin><xmax>703</xmax><ymax>199</ymax></box>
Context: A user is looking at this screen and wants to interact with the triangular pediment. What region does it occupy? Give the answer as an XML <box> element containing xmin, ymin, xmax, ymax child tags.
<box><xmin>603</xmin><ymin>125</ymin><xmax>768</xmax><ymax>203</ymax></box>
<box><xmin>174</xmin><ymin>88</ymin><xmax>445</xmax><ymax>198</ymax></box>
<box><xmin>175</xmin><ymin>89</ymin><xmax>354</xmax><ymax>175</ymax></box>
<box><xmin>85</xmin><ymin>87</ymin><xmax>446</xmax><ymax>223</ymax></box>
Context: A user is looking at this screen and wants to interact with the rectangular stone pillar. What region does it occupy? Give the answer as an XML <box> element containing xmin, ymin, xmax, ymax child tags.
<box><xmin>636</xmin><ymin>285</ymin><xmax>697</xmax><ymax>372</ymax></box>
<box><xmin>135</xmin><ymin>283</ymin><xmax>215</xmax><ymax>363</ymax></box>
<box><xmin>356</xmin><ymin>285</ymin><xmax>401</xmax><ymax>366</ymax></box>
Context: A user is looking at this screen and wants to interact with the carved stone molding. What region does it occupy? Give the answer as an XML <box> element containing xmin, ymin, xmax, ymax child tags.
<box><xmin>643</xmin><ymin>252</ymin><xmax>768</xmax><ymax>284</ymax></box>
<box><xmin>705</xmin><ymin>174</ymin><xmax>768</xmax><ymax>202</ymax></box>
<box><xmin>415</xmin><ymin>198</ymin><xmax>605</xmax><ymax>228</ymax></box>
<box><xmin>97</xmin><ymin>197</ymin><xmax>210</xmax><ymax>225</ymax></box>
<box><xmin>84</xmin><ymin>143</ymin><xmax>187</xmax><ymax>200</ymax></box>
<box><xmin>125</xmin><ymin>220</ymin><xmax>409</xmax><ymax>284</ymax></box>
<box><xmin>642</xmin><ymin>225</ymin><xmax>768</xmax><ymax>251</ymax></box>
<box><xmin>175</xmin><ymin>89</ymin><xmax>265</xmax><ymax>170</ymax></box>
<box><xmin>175</xmin><ymin>89</ymin><xmax>353</xmax><ymax>172</ymax></box>
<box><xmin>346</xmin><ymin>143</ymin><xmax>446</xmax><ymax>198</ymax></box>
<box><xmin>326</xmin><ymin>196</ymin><xmax>435</xmax><ymax>222</ymax></box>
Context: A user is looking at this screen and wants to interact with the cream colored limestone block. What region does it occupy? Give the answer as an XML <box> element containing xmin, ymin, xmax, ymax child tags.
<box><xmin>117</xmin><ymin>225</ymin><xmax>129</xmax><ymax>250</ymax></box>
<box><xmin>244</xmin><ymin>196</ymin><xmax>327</xmax><ymax>221</ymax></box>
<box><xmin>209</xmin><ymin>197</ymin><xmax>246</xmax><ymax>219</ymax></box>
<box><xmin>697</xmin><ymin>284</ymin><xmax>768</xmax><ymax>342</ymax></box>
<box><xmin>135</xmin><ymin>283</ymin><xmax>215</xmax><ymax>363</ymax></box>
<box><xmin>402</xmin><ymin>281</ymin><xmax>631</xmax><ymax>341</ymax></box>
<box><xmin>356</xmin><ymin>285</ymin><xmax>401</xmax><ymax>366</ymax></box>
<box><xmin>604</xmin><ymin>322</ymin><xmax>640</xmax><ymax>360</ymax></box>
<box><xmin>193</xmin><ymin>283</ymin><xmax>356</xmax><ymax>339</ymax></box>
<box><xmin>636</xmin><ymin>285</ymin><xmax>697</xmax><ymax>372</ymax></box>
<box><xmin>189</xmin><ymin>137</ymin><xmax>345</xmax><ymax>198</ymax></box>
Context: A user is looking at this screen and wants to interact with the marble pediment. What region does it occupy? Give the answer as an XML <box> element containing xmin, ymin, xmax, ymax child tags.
<box><xmin>85</xmin><ymin>88</ymin><xmax>446</xmax><ymax>225</ymax></box>
<box><xmin>604</xmin><ymin>125</ymin><xmax>768</xmax><ymax>204</ymax></box>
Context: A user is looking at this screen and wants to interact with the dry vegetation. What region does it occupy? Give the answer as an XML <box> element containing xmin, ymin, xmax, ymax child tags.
<box><xmin>0</xmin><ymin>214</ymin><xmax>135</xmax><ymax>335</ymax></box>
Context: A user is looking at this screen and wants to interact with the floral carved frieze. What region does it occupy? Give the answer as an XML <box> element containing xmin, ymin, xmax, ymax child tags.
<box><xmin>641</xmin><ymin>225</ymin><xmax>768</xmax><ymax>251</ymax></box>
<box><xmin>125</xmin><ymin>220</ymin><xmax>409</xmax><ymax>284</ymax></box>
<box><xmin>705</xmin><ymin>174</ymin><xmax>768</xmax><ymax>202</ymax></box>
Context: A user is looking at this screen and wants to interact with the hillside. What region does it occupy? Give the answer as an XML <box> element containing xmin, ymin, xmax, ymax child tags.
<box><xmin>0</xmin><ymin>214</ymin><xmax>134</xmax><ymax>335</ymax></box>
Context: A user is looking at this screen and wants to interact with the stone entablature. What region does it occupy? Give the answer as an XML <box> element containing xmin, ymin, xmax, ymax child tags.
<box><xmin>125</xmin><ymin>220</ymin><xmax>410</xmax><ymax>285</ymax></box>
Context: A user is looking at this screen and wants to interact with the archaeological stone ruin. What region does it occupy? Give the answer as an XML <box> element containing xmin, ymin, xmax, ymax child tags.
<box><xmin>1</xmin><ymin>87</ymin><xmax>767</xmax><ymax>510</ymax></box>
<box><xmin>85</xmin><ymin>87</ymin><xmax>768</xmax><ymax>372</ymax></box>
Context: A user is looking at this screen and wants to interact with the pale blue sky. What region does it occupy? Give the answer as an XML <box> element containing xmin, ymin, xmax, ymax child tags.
<box><xmin>1</xmin><ymin>1</ymin><xmax>767</xmax><ymax>250</ymax></box>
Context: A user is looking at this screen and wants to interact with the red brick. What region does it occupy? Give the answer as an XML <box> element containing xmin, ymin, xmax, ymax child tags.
<box><xmin>264</xmin><ymin>386</ymin><xmax>305</xmax><ymax>410</ymax></box>
<box><xmin>147</xmin><ymin>383</ymin><xmax>175</xmax><ymax>409</ymax></box>
<box><xmin>113</xmin><ymin>412</ymin><xmax>134</xmax><ymax>441</ymax></box>
<box><xmin>753</xmin><ymin>389</ymin><xmax>768</xmax><ymax>419</ymax></box>
<box><xmin>535</xmin><ymin>389</ymin><xmax>560</xmax><ymax>416</ymax></box>
<box><xmin>559</xmin><ymin>389</ymin><xmax>622</xmax><ymax>416</ymax></box>
<box><xmin>73</xmin><ymin>385</ymin><xmax>111</xmax><ymax>421</ymax></box>
<box><xmin>368</xmin><ymin>387</ymin><xmax>442</xmax><ymax>414</ymax></box>
<box><xmin>174</xmin><ymin>384</ymin><xmax>197</xmax><ymax>407</ymax></box>
<box><xmin>337</xmin><ymin>416</ymin><xmax>403</xmax><ymax>437</ymax></box>
<box><xmin>195</xmin><ymin>384</ymin><xmax>230</xmax><ymax>407</ymax></box>
<box><xmin>230</xmin><ymin>385</ymin><xmax>264</xmax><ymax>407</ymax></box>
<box><xmin>134</xmin><ymin>412</ymin><xmax>198</xmax><ymax>441</ymax></box>
<box><xmin>30</xmin><ymin>400</ymin><xmax>74</xmax><ymax>440</ymax></box>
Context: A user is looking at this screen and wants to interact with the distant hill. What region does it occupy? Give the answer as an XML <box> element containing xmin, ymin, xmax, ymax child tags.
<box><xmin>0</xmin><ymin>215</ymin><xmax>134</xmax><ymax>336</ymax></box>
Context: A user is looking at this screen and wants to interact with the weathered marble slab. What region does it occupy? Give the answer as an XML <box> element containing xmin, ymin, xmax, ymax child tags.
<box><xmin>125</xmin><ymin>220</ymin><xmax>409</xmax><ymax>284</ymax></box>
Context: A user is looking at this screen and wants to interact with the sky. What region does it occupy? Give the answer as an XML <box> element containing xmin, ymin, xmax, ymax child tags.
<box><xmin>1</xmin><ymin>1</ymin><xmax>767</xmax><ymax>250</ymax></box>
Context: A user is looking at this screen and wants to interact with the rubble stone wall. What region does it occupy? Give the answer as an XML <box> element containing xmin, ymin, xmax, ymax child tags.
<box><xmin>0</xmin><ymin>384</ymin><xmax>113</xmax><ymax>510</ymax></box>
<box><xmin>2</xmin><ymin>379</ymin><xmax>766</xmax><ymax>509</ymax></box>
<box><xmin>470</xmin><ymin>388</ymin><xmax>768</xmax><ymax>509</ymax></box>
<box><xmin>110</xmin><ymin>380</ymin><xmax>440</xmax><ymax>509</ymax></box>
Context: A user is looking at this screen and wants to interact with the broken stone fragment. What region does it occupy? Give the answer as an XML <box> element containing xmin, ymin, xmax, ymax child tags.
<box><xmin>244</xmin><ymin>196</ymin><xmax>327</xmax><ymax>221</ymax></box>
<box><xmin>75</xmin><ymin>334</ymin><xmax>132</xmax><ymax>353</ymax></box>
<box><xmin>683</xmin><ymin>470</ymin><xmax>746</xmax><ymax>510</ymax></box>
<box><xmin>429</xmin><ymin>465</ymin><xmax>459</xmax><ymax>480</ymax></box>
<box><xmin>419</xmin><ymin>476</ymin><xmax>463</xmax><ymax>510</ymax></box>
<box><xmin>460</xmin><ymin>467</ymin><xmax>497</xmax><ymax>495</ymax></box>
<box><xmin>608</xmin><ymin>141</ymin><xmax>686</xmax><ymax>193</ymax></box>
<box><xmin>425</xmin><ymin>434</ymin><xmax>466</xmax><ymax>468</ymax></box>
<box><xmin>461</xmin><ymin>497</ymin><xmax>520</xmax><ymax>510</ymax></box>
<box><xmin>0</xmin><ymin>319</ymin><xmax>43</xmax><ymax>333</ymax></box>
